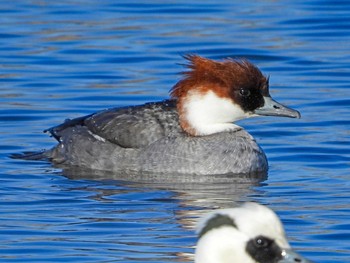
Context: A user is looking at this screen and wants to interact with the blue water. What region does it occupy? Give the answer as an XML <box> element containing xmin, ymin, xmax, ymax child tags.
<box><xmin>1</xmin><ymin>1</ymin><xmax>349</xmax><ymax>262</ymax></box>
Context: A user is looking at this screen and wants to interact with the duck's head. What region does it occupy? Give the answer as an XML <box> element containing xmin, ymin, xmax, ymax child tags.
<box><xmin>195</xmin><ymin>202</ymin><xmax>313</xmax><ymax>263</ymax></box>
<box><xmin>170</xmin><ymin>55</ymin><xmax>300</xmax><ymax>136</ymax></box>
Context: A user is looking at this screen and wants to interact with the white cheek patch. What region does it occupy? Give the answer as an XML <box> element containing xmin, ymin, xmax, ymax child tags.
<box><xmin>183</xmin><ymin>90</ymin><xmax>250</xmax><ymax>135</ymax></box>
<box><xmin>196</xmin><ymin>227</ymin><xmax>250</xmax><ymax>263</ymax></box>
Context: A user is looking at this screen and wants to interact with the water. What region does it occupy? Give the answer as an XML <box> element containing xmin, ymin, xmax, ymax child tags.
<box><xmin>1</xmin><ymin>0</ymin><xmax>349</xmax><ymax>262</ymax></box>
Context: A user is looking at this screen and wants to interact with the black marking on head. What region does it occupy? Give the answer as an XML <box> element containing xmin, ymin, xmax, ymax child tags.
<box><xmin>232</xmin><ymin>77</ymin><xmax>269</xmax><ymax>113</ymax></box>
<box><xmin>198</xmin><ymin>213</ymin><xmax>237</xmax><ymax>239</ymax></box>
<box><xmin>246</xmin><ymin>235</ymin><xmax>283</xmax><ymax>263</ymax></box>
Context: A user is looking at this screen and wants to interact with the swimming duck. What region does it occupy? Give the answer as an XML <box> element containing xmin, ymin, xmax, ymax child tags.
<box><xmin>195</xmin><ymin>202</ymin><xmax>313</xmax><ymax>263</ymax></box>
<box><xmin>16</xmin><ymin>55</ymin><xmax>300</xmax><ymax>175</ymax></box>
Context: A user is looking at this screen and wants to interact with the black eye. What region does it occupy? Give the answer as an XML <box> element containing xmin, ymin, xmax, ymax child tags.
<box><xmin>254</xmin><ymin>236</ymin><xmax>270</xmax><ymax>248</ymax></box>
<box><xmin>239</xmin><ymin>88</ymin><xmax>251</xmax><ymax>97</ymax></box>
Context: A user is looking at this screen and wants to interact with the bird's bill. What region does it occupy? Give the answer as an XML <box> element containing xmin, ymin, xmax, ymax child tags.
<box><xmin>278</xmin><ymin>249</ymin><xmax>313</xmax><ymax>263</ymax></box>
<box><xmin>254</xmin><ymin>96</ymin><xmax>301</xmax><ymax>119</ymax></box>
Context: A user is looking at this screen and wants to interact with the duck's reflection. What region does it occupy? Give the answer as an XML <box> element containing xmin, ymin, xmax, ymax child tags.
<box><xmin>60</xmin><ymin>167</ymin><xmax>267</xmax><ymax>262</ymax></box>
<box><xmin>62</xmin><ymin>167</ymin><xmax>266</xmax><ymax>215</ymax></box>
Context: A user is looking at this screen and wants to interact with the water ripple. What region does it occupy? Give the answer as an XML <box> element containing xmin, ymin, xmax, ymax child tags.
<box><xmin>0</xmin><ymin>1</ymin><xmax>349</xmax><ymax>262</ymax></box>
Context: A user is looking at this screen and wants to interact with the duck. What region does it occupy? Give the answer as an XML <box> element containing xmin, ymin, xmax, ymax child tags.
<box><xmin>195</xmin><ymin>202</ymin><xmax>313</xmax><ymax>263</ymax></box>
<box><xmin>15</xmin><ymin>55</ymin><xmax>300</xmax><ymax>175</ymax></box>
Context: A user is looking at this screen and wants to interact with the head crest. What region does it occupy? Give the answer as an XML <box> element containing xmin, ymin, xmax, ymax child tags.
<box><xmin>170</xmin><ymin>55</ymin><xmax>266</xmax><ymax>98</ymax></box>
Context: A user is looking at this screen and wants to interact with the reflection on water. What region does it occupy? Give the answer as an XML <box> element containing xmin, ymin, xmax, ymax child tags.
<box><xmin>62</xmin><ymin>167</ymin><xmax>265</xmax><ymax>217</ymax></box>
<box><xmin>62</xmin><ymin>166</ymin><xmax>267</xmax><ymax>185</ymax></box>
<box><xmin>58</xmin><ymin>167</ymin><xmax>266</xmax><ymax>263</ymax></box>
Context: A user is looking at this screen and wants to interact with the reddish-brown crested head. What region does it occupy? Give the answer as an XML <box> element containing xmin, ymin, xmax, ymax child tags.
<box><xmin>169</xmin><ymin>55</ymin><xmax>269</xmax><ymax>135</ymax></box>
<box><xmin>169</xmin><ymin>55</ymin><xmax>300</xmax><ymax>136</ymax></box>
<box><xmin>170</xmin><ymin>55</ymin><xmax>269</xmax><ymax>112</ymax></box>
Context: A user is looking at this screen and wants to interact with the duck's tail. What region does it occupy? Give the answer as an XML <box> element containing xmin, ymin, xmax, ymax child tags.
<box><xmin>10</xmin><ymin>150</ymin><xmax>50</xmax><ymax>161</ymax></box>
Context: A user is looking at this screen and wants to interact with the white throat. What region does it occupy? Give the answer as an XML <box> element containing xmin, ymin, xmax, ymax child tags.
<box><xmin>181</xmin><ymin>90</ymin><xmax>249</xmax><ymax>136</ymax></box>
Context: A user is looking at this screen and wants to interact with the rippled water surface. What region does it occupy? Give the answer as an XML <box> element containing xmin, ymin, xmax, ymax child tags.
<box><xmin>1</xmin><ymin>1</ymin><xmax>350</xmax><ymax>262</ymax></box>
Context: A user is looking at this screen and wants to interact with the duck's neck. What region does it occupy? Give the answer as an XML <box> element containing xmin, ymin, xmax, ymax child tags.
<box><xmin>177</xmin><ymin>90</ymin><xmax>245</xmax><ymax>136</ymax></box>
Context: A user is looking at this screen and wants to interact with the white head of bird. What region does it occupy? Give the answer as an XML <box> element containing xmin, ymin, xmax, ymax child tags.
<box><xmin>195</xmin><ymin>202</ymin><xmax>313</xmax><ymax>263</ymax></box>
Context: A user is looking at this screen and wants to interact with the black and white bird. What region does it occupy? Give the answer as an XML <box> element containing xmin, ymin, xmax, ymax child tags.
<box><xmin>195</xmin><ymin>202</ymin><xmax>313</xmax><ymax>263</ymax></box>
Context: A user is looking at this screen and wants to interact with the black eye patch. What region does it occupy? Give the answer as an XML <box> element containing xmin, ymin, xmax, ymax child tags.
<box><xmin>198</xmin><ymin>214</ymin><xmax>237</xmax><ymax>239</ymax></box>
<box><xmin>234</xmin><ymin>87</ymin><xmax>265</xmax><ymax>112</ymax></box>
<box><xmin>246</xmin><ymin>235</ymin><xmax>283</xmax><ymax>263</ymax></box>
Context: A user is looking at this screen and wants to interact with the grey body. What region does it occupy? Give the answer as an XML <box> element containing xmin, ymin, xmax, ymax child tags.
<box><xmin>43</xmin><ymin>100</ymin><xmax>268</xmax><ymax>175</ymax></box>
